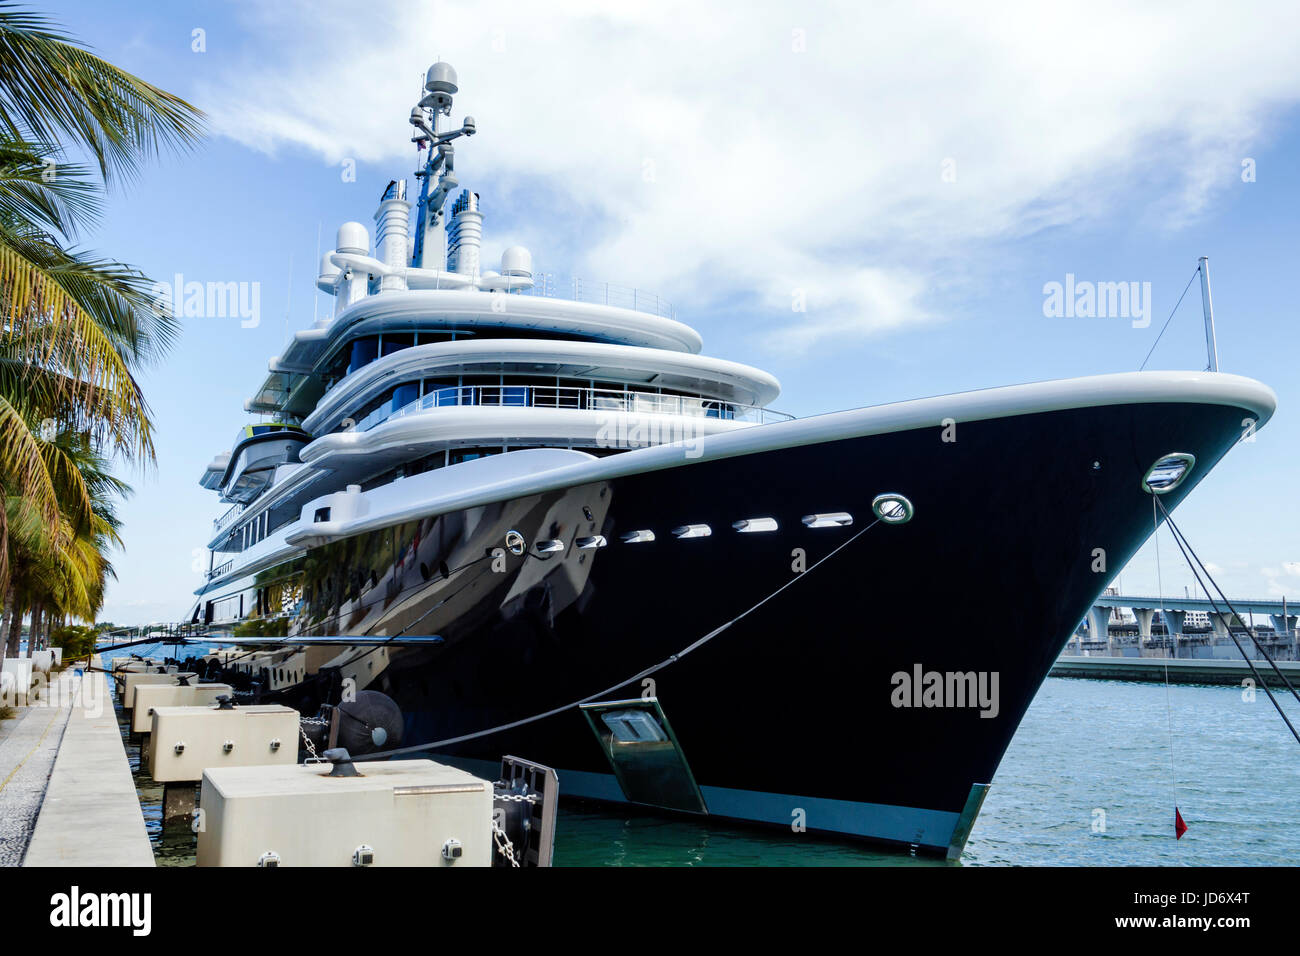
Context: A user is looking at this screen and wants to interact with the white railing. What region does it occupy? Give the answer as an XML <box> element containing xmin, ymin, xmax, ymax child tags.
<box><xmin>353</xmin><ymin>385</ymin><xmax>793</xmax><ymax>433</ymax></box>
<box><xmin>213</xmin><ymin>502</ymin><xmax>246</xmax><ymax>536</ymax></box>
<box><xmin>519</xmin><ymin>274</ymin><xmax>675</xmax><ymax>320</ymax></box>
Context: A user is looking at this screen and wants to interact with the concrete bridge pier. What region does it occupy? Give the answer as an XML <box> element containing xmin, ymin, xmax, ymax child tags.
<box><xmin>1162</xmin><ymin>609</ymin><xmax>1186</xmax><ymax>658</ymax></box>
<box><xmin>1133</xmin><ymin>608</ymin><xmax>1155</xmax><ymax>640</ymax></box>
<box><xmin>1211</xmin><ymin>612</ymin><xmax>1232</xmax><ymax>638</ymax></box>
<box><xmin>1084</xmin><ymin>606</ymin><xmax>1111</xmax><ymax>653</ymax></box>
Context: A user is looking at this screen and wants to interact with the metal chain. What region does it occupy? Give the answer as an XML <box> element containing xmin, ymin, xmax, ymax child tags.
<box><xmin>496</xmin><ymin>792</ymin><xmax>539</xmax><ymax>804</ymax></box>
<box><xmin>299</xmin><ymin>722</ymin><xmax>323</xmax><ymax>763</ymax></box>
<box><xmin>492</xmin><ymin>819</ymin><xmax>520</xmax><ymax>867</ymax></box>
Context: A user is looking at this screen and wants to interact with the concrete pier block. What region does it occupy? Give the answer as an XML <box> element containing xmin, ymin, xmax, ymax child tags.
<box><xmin>148</xmin><ymin>704</ymin><xmax>299</xmax><ymax>783</ymax></box>
<box><xmin>131</xmin><ymin>682</ymin><xmax>234</xmax><ymax>734</ymax></box>
<box><xmin>198</xmin><ymin>760</ymin><xmax>494</xmax><ymax>867</ymax></box>
<box><xmin>120</xmin><ymin>671</ymin><xmax>198</xmax><ymax>711</ymax></box>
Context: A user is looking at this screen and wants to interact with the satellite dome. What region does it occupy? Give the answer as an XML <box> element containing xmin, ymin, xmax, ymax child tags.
<box><xmin>425</xmin><ymin>62</ymin><xmax>458</xmax><ymax>95</ymax></box>
<box><xmin>336</xmin><ymin>222</ymin><xmax>369</xmax><ymax>255</ymax></box>
<box><xmin>501</xmin><ymin>246</ymin><xmax>533</xmax><ymax>277</ymax></box>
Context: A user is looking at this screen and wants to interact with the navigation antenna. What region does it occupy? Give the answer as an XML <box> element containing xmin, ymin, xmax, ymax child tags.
<box><xmin>408</xmin><ymin>62</ymin><xmax>476</xmax><ymax>270</ymax></box>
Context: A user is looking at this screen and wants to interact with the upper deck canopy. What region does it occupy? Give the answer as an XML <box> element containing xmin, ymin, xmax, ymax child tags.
<box><xmin>247</xmin><ymin>288</ymin><xmax>708</xmax><ymax>416</ymax></box>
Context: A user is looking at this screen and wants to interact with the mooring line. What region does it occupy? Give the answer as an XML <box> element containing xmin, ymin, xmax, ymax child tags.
<box><xmin>1153</xmin><ymin>498</ymin><xmax>1300</xmax><ymax>746</ymax></box>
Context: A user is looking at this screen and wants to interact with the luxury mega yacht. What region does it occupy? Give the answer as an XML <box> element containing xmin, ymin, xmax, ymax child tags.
<box><xmin>188</xmin><ymin>62</ymin><xmax>1276</xmax><ymax>857</ymax></box>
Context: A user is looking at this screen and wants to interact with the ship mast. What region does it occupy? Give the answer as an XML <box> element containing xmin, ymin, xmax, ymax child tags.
<box><xmin>409</xmin><ymin>62</ymin><xmax>476</xmax><ymax>270</ymax></box>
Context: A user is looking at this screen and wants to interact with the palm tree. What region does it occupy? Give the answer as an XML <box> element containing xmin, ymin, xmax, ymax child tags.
<box><xmin>0</xmin><ymin>4</ymin><xmax>204</xmax><ymax>649</ymax></box>
<box><xmin>4</xmin><ymin>430</ymin><xmax>127</xmax><ymax>656</ymax></box>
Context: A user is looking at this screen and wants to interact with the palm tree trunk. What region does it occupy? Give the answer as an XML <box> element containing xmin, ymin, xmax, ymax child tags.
<box><xmin>5</xmin><ymin>599</ymin><xmax>23</xmax><ymax>659</ymax></box>
<box><xmin>26</xmin><ymin>603</ymin><xmax>42</xmax><ymax>657</ymax></box>
<box><xmin>0</xmin><ymin>583</ymin><xmax>12</xmax><ymax>662</ymax></box>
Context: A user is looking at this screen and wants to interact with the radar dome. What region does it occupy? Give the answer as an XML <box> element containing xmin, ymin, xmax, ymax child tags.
<box><xmin>425</xmin><ymin>62</ymin><xmax>458</xmax><ymax>95</ymax></box>
<box><xmin>336</xmin><ymin>222</ymin><xmax>369</xmax><ymax>255</ymax></box>
<box><xmin>501</xmin><ymin>246</ymin><xmax>533</xmax><ymax>277</ymax></box>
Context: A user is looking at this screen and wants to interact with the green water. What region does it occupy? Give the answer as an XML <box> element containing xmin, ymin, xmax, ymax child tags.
<box><xmin>552</xmin><ymin>678</ymin><xmax>1300</xmax><ymax>866</ymax></box>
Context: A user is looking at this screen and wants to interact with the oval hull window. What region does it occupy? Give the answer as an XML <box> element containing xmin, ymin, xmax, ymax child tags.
<box><xmin>871</xmin><ymin>493</ymin><xmax>914</xmax><ymax>525</ymax></box>
<box><xmin>1141</xmin><ymin>453</ymin><xmax>1196</xmax><ymax>495</ymax></box>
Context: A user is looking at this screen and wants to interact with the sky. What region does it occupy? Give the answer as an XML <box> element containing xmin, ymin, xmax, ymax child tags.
<box><xmin>40</xmin><ymin>0</ymin><xmax>1300</xmax><ymax>625</ymax></box>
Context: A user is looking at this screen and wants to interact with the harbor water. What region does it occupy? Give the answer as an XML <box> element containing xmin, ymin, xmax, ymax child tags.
<box><xmin>552</xmin><ymin>677</ymin><xmax>1300</xmax><ymax>866</ymax></box>
<box><xmin>110</xmin><ymin>645</ymin><xmax>1299</xmax><ymax>866</ymax></box>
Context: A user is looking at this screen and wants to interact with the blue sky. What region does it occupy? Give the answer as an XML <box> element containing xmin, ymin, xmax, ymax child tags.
<box><xmin>43</xmin><ymin>0</ymin><xmax>1300</xmax><ymax>624</ymax></box>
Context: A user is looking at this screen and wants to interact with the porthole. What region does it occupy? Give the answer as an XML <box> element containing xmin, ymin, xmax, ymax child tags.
<box><xmin>534</xmin><ymin>539</ymin><xmax>565</xmax><ymax>556</ymax></box>
<box><xmin>1141</xmin><ymin>453</ymin><xmax>1196</xmax><ymax>495</ymax></box>
<box><xmin>802</xmin><ymin>512</ymin><xmax>853</xmax><ymax>528</ymax></box>
<box><xmin>620</xmin><ymin>530</ymin><xmax>656</xmax><ymax>544</ymax></box>
<box><xmin>871</xmin><ymin>493</ymin><xmax>914</xmax><ymax>525</ymax></box>
<box><xmin>733</xmin><ymin>517</ymin><xmax>778</xmax><ymax>533</ymax></box>
<box><xmin>672</xmin><ymin>524</ymin><xmax>712</xmax><ymax>539</ymax></box>
<box><xmin>576</xmin><ymin>536</ymin><xmax>607</xmax><ymax>549</ymax></box>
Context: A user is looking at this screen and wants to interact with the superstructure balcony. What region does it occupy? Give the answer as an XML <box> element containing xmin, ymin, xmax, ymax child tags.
<box><xmin>349</xmin><ymin>383</ymin><xmax>794</xmax><ymax>433</ymax></box>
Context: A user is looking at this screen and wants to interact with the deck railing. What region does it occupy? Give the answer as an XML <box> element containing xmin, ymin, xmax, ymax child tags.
<box><xmin>213</xmin><ymin>501</ymin><xmax>246</xmax><ymax>536</ymax></box>
<box><xmin>353</xmin><ymin>384</ymin><xmax>793</xmax><ymax>433</ymax></box>
<box><xmin>518</xmin><ymin>274</ymin><xmax>675</xmax><ymax>320</ymax></box>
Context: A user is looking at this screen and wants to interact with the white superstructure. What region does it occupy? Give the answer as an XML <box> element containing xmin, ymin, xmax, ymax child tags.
<box><xmin>196</xmin><ymin>62</ymin><xmax>788</xmax><ymax>596</ymax></box>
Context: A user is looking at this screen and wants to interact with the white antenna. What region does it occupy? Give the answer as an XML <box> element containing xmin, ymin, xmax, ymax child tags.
<box><xmin>284</xmin><ymin>252</ymin><xmax>293</xmax><ymax>343</ymax></box>
<box><xmin>313</xmin><ymin>221</ymin><xmax>321</xmax><ymax>325</ymax></box>
<box><xmin>1198</xmin><ymin>256</ymin><xmax>1219</xmax><ymax>372</ymax></box>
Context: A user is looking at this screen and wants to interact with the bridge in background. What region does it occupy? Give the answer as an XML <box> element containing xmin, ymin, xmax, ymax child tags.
<box><xmin>1071</xmin><ymin>591</ymin><xmax>1297</xmax><ymax>660</ymax></box>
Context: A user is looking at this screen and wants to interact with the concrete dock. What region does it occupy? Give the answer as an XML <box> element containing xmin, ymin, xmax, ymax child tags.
<box><xmin>1051</xmin><ymin>654</ymin><xmax>1300</xmax><ymax>686</ymax></box>
<box><xmin>16</xmin><ymin>658</ymin><xmax>154</xmax><ymax>867</ymax></box>
<box><xmin>0</xmin><ymin>670</ymin><xmax>72</xmax><ymax>864</ymax></box>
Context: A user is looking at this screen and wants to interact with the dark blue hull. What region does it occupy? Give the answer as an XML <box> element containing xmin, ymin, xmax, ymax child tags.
<box><xmin>208</xmin><ymin>395</ymin><xmax>1256</xmax><ymax>853</ymax></box>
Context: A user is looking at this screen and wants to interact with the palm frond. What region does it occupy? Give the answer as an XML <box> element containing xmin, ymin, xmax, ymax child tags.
<box><xmin>0</xmin><ymin>238</ymin><xmax>158</xmax><ymax>461</ymax></box>
<box><xmin>0</xmin><ymin>3</ymin><xmax>206</xmax><ymax>185</ymax></box>
<box><xmin>0</xmin><ymin>135</ymin><xmax>100</xmax><ymax>236</ymax></box>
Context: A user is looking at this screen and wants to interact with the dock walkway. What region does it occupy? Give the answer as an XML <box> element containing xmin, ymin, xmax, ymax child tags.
<box><xmin>0</xmin><ymin>675</ymin><xmax>74</xmax><ymax>865</ymax></box>
<box><xmin>21</xmin><ymin>658</ymin><xmax>154</xmax><ymax>867</ymax></box>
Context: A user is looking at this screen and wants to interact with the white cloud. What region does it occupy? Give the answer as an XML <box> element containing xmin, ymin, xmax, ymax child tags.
<box><xmin>200</xmin><ymin>0</ymin><xmax>1300</xmax><ymax>352</ymax></box>
<box><xmin>1261</xmin><ymin>562</ymin><xmax>1300</xmax><ymax>597</ymax></box>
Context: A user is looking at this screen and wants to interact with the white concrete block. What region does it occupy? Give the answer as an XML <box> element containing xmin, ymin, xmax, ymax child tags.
<box><xmin>198</xmin><ymin>759</ymin><xmax>494</xmax><ymax>867</ymax></box>
<box><xmin>148</xmin><ymin>704</ymin><xmax>299</xmax><ymax>782</ymax></box>
<box><xmin>130</xmin><ymin>683</ymin><xmax>234</xmax><ymax>734</ymax></box>
<box><xmin>120</xmin><ymin>672</ymin><xmax>198</xmax><ymax>710</ymax></box>
<box><xmin>2</xmin><ymin>658</ymin><xmax>33</xmax><ymax>705</ymax></box>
